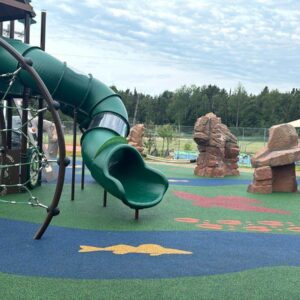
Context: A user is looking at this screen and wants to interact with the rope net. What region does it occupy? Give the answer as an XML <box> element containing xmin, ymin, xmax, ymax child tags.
<box><xmin>0</xmin><ymin>69</ymin><xmax>54</xmax><ymax>211</ymax></box>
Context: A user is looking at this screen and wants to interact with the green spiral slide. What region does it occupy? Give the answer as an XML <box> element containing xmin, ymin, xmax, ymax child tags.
<box><xmin>0</xmin><ymin>37</ymin><xmax>169</xmax><ymax>210</ymax></box>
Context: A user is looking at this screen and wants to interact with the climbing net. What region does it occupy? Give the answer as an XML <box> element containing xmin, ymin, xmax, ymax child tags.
<box><xmin>0</xmin><ymin>68</ymin><xmax>50</xmax><ymax>207</ymax></box>
<box><xmin>0</xmin><ymin>37</ymin><xmax>67</xmax><ymax>239</ymax></box>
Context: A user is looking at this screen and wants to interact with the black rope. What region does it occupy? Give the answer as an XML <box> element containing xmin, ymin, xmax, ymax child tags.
<box><xmin>0</xmin><ymin>70</ymin><xmax>51</xmax><ymax>212</ymax></box>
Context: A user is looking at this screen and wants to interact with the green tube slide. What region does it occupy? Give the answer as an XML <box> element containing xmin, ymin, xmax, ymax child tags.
<box><xmin>0</xmin><ymin>38</ymin><xmax>169</xmax><ymax>210</ymax></box>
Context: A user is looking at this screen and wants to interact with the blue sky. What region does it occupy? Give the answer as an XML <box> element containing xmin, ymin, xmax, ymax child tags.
<box><xmin>17</xmin><ymin>0</ymin><xmax>300</xmax><ymax>94</ymax></box>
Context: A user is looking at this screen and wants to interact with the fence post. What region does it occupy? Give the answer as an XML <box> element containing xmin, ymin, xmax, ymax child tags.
<box><xmin>263</xmin><ymin>128</ymin><xmax>267</xmax><ymax>145</ymax></box>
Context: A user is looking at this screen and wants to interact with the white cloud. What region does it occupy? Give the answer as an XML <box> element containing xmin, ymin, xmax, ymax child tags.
<box><xmin>140</xmin><ymin>19</ymin><xmax>165</xmax><ymax>32</ymax></box>
<box><xmin>83</xmin><ymin>0</ymin><xmax>102</xmax><ymax>8</ymax></box>
<box><xmin>58</xmin><ymin>3</ymin><xmax>78</xmax><ymax>15</ymax></box>
<box><xmin>185</xmin><ymin>0</ymin><xmax>208</xmax><ymax>10</ymax></box>
<box><xmin>106</xmin><ymin>8</ymin><xmax>134</xmax><ymax>19</ymax></box>
<box><xmin>26</xmin><ymin>0</ymin><xmax>300</xmax><ymax>95</ymax></box>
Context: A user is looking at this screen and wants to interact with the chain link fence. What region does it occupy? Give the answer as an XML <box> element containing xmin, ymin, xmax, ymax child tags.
<box><xmin>60</xmin><ymin>121</ymin><xmax>277</xmax><ymax>159</ymax></box>
<box><xmin>142</xmin><ymin>125</ymin><xmax>269</xmax><ymax>157</ymax></box>
<box><xmin>60</xmin><ymin>121</ymin><xmax>300</xmax><ymax>167</ymax></box>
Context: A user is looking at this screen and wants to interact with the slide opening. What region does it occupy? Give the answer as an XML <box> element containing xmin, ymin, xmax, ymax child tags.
<box><xmin>108</xmin><ymin>146</ymin><xmax>166</xmax><ymax>206</ymax></box>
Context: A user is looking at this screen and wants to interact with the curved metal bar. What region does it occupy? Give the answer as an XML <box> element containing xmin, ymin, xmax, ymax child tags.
<box><xmin>0</xmin><ymin>37</ymin><xmax>66</xmax><ymax>240</ymax></box>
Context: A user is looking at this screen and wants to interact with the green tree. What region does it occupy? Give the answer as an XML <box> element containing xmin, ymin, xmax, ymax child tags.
<box><xmin>228</xmin><ymin>83</ymin><xmax>248</xmax><ymax>127</ymax></box>
<box><xmin>167</xmin><ymin>86</ymin><xmax>193</xmax><ymax>126</ymax></box>
<box><xmin>157</xmin><ymin>124</ymin><xmax>174</xmax><ymax>156</ymax></box>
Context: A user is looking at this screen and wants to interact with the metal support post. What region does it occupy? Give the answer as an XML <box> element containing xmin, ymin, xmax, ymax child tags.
<box><xmin>37</xmin><ymin>97</ymin><xmax>44</xmax><ymax>185</ymax></box>
<box><xmin>6</xmin><ymin>97</ymin><xmax>12</xmax><ymax>149</ymax></box>
<box><xmin>24</xmin><ymin>13</ymin><xmax>30</xmax><ymax>44</ymax></box>
<box><xmin>81</xmin><ymin>158</ymin><xmax>85</xmax><ymax>190</ymax></box>
<box><xmin>103</xmin><ymin>190</ymin><xmax>107</xmax><ymax>207</ymax></box>
<box><xmin>71</xmin><ymin>108</ymin><xmax>77</xmax><ymax>200</ymax></box>
<box><xmin>40</xmin><ymin>11</ymin><xmax>46</xmax><ymax>50</ymax></box>
<box><xmin>20</xmin><ymin>88</ymin><xmax>29</xmax><ymax>185</ymax></box>
<box><xmin>9</xmin><ymin>20</ymin><xmax>14</xmax><ymax>38</ymax></box>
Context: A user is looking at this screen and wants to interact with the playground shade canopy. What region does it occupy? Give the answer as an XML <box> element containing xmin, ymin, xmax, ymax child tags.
<box><xmin>288</xmin><ymin>119</ymin><xmax>300</xmax><ymax>128</ymax></box>
<box><xmin>0</xmin><ymin>0</ymin><xmax>35</xmax><ymax>22</ymax></box>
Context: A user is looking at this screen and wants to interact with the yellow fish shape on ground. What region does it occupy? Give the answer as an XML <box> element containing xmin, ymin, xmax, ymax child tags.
<box><xmin>79</xmin><ymin>244</ymin><xmax>192</xmax><ymax>256</ymax></box>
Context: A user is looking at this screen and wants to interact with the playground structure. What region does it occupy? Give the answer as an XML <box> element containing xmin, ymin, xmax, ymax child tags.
<box><xmin>0</xmin><ymin>1</ymin><xmax>168</xmax><ymax>239</ymax></box>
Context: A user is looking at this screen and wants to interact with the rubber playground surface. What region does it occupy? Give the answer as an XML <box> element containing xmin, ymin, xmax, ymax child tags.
<box><xmin>1</xmin><ymin>161</ymin><xmax>300</xmax><ymax>299</ymax></box>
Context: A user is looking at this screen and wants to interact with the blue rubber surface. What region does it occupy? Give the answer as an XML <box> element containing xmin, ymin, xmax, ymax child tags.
<box><xmin>53</xmin><ymin>165</ymin><xmax>252</xmax><ymax>186</ymax></box>
<box><xmin>1</xmin><ymin>218</ymin><xmax>300</xmax><ymax>279</ymax></box>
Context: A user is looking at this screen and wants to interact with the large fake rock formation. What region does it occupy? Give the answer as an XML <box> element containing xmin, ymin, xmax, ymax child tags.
<box><xmin>127</xmin><ymin>124</ymin><xmax>145</xmax><ymax>154</ymax></box>
<box><xmin>193</xmin><ymin>113</ymin><xmax>240</xmax><ymax>177</ymax></box>
<box><xmin>248</xmin><ymin>123</ymin><xmax>300</xmax><ymax>194</ymax></box>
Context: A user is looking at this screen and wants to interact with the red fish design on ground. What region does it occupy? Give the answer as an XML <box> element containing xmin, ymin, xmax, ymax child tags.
<box><xmin>175</xmin><ymin>218</ymin><xmax>300</xmax><ymax>233</ymax></box>
<box><xmin>174</xmin><ymin>191</ymin><xmax>291</xmax><ymax>215</ymax></box>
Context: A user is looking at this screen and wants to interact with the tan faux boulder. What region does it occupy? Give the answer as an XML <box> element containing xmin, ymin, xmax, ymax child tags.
<box><xmin>253</xmin><ymin>166</ymin><xmax>272</xmax><ymax>181</ymax></box>
<box><xmin>272</xmin><ymin>164</ymin><xmax>297</xmax><ymax>192</ymax></box>
<box><xmin>247</xmin><ymin>183</ymin><xmax>272</xmax><ymax>194</ymax></box>
<box><xmin>193</xmin><ymin>113</ymin><xmax>240</xmax><ymax>177</ymax></box>
<box><xmin>267</xmin><ymin>124</ymin><xmax>298</xmax><ymax>151</ymax></box>
<box><xmin>127</xmin><ymin>124</ymin><xmax>145</xmax><ymax>154</ymax></box>
<box><xmin>248</xmin><ymin>124</ymin><xmax>299</xmax><ymax>194</ymax></box>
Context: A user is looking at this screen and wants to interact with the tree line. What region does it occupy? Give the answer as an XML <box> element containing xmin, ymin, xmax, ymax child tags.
<box><xmin>111</xmin><ymin>84</ymin><xmax>300</xmax><ymax>128</ymax></box>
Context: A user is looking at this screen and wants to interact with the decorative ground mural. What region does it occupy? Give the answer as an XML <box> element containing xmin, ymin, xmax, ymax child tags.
<box><xmin>173</xmin><ymin>190</ymin><xmax>300</xmax><ymax>233</ymax></box>
<box><xmin>173</xmin><ymin>191</ymin><xmax>291</xmax><ymax>214</ymax></box>
<box><xmin>79</xmin><ymin>244</ymin><xmax>193</xmax><ymax>256</ymax></box>
<box><xmin>175</xmin><ymin>218</ymin><xmax>300</xmax><ymax>233</ymax></box>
